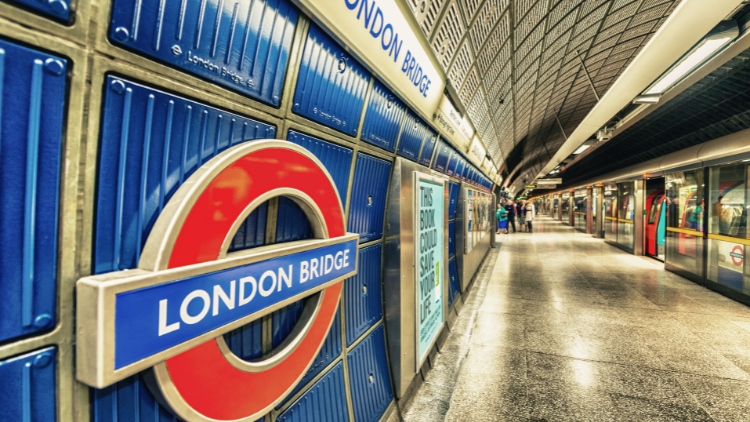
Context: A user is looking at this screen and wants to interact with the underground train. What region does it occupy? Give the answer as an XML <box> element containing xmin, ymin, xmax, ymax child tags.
<box><xmin>539</xmin><ymin>127</ymin><xmax>750</xmax><ymax>306</ymax></box>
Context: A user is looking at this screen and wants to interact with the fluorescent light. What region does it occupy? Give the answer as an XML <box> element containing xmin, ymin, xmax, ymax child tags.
<box><xmin>632</xmin><ymin>95</ymin><xmax>660</xmax><ymax>104</ymax></box>
<box><xmin>572</xmin><ymin>144</ymin><xmax>592</xmax><ymax>155</ymax></box>
<box><xmin>644</xmin><ymin>33</ymin><xmax>734</xmax><ymax>95</ymax></box>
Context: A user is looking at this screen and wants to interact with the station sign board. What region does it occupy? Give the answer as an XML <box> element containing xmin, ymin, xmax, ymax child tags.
<box><xmin>294</xmin><ymin>0</ymin><xmax>444</xmax><ymax>121</ymax></box>
<box><xmin>414</xmin><ymin>172</ymin><xmax>445</xmax><ymax>368</ymax></box>
<box><xmin>533</xmin><ymin>185</ymin><xmax>557</xmax><ymax>190</ymax></box>
<box><xmin>537</xmin><ymin>178</ymin><xmax>562</xmax><ymax>184</ymax></box>
<box><xmin>468</xmin><ymin>136</ymin><xmax>487</xmax><ymax>167</ymax></box>
<box><xmin>433</xmin><ymin>94</ymin><xmax>474</xmax><ymax>150</ymax></box>
<box><xmin>77</xmin><ymin>141</ymin><xmax>358</xmax><ymax>421</ymax></box>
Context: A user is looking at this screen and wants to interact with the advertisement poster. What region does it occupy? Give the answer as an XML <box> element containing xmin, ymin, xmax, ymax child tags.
<box><xmin>415</xmin><ymin>175</ymin><xmax>445</xmax><ymax>365</ymax></box>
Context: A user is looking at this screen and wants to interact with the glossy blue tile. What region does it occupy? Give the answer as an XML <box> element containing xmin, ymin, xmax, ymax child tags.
<box><xmin>0</xmin><ymin>347</ymin><xmax>56</xmax><ymax>422</ymax></box>
<box><xmin>449</xmin><ymin>258</ymin><xmax>460</xmax><ymax>306</ymax></box>
<box><xmin>278</xmin><ymin>310</ymin><xmax>342</xmax><ymax>408</ymax></box>
<box><xmin>396</xmin><ymin>110</ymin><xmax>427</xmax><ymax>161</ymax></box>
<box><xmin>432</xmin><ymin>141</ymin><xmax>451</xmax><ymax>173</ymax></box>
<box><xmin>109</xmin><ymin>0</ymin><xmax>297</xmax><ymax>106</ymax></box>
<box><xmin>448</xmin><ymin>181</ymin><xmax>459</xmax><ymax>220</ymax></box>
<box><xmin>293</xmin><ymin>24</ymin><xmax>370</xmax><ymax>136</ymax></box>
<box><xmin>0</xmin><ymin>40</ymin><xmax>66</xmax><ymax>342</ymax></box>
<box><xmin>229</xmin><ymin>202</ymin><xmax>267</xmax><ymax>252</ymax></box>
<box><xmin>276</xmin><ymin>196</ymin><xmax>314</xmax><ymax>243</ymax></box>
<box><xmin>345</xmin><ymin>244</ymin><xmax>383</xmax><ymax>345</ymax></box>
<box><xmin>9</xmin><ymin>0</ymin><xmax>70</xmax><ymax>20</ymax></box>
<box><xmin>348</xmin><ymin>154</ymin><xmax>392</xmax><ymax>243</ymax></box>
<box><xmin>223</xmin><ymin>317</ymin><xmax>263</xmax><ymax>361</ymax></box>
<box><xmin>94</xmin><ymin>76</ymin><xmax>275</xmax><ymax>274</ymax></box>
<box><xmin>91</xmin><ymin>374</ymin><xmax>179</xmax><ymax>422</ymax></box>
<box><xmin>361</xmin><ymin>80</ymin><xmax>405</xmax><ymax>152</ymax></box>
<box><xmin>277</xmin><ymin>362</ymin><xmax>349</xmax><ymax>422</ymax></box>
<box><xmin>448</xmin><ymin>220</ymin><xmax>455</xmax><ymax>259</ymax></box>
<box><xmin>418</xmin><ymin>130</ymin><xmax>437</xmax><ymax>167</ymax></box>
<box><xmin>286</xmin><ymin>130</ymin><xmax>353</xmax><ymax>204</ymax></box>
<box><xmin>347</xmin><ymin>325</ymin><xmax>393</xmax><ymax>422</ymax></box>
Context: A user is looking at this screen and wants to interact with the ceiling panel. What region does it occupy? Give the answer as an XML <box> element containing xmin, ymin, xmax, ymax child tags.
<box><xmin>405</xmin><ymin>0</ymin><xmax>683</xmax><ymax>184</ymax></box>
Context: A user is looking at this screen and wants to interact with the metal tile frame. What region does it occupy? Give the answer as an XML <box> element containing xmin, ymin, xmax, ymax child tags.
<box><xmin>0</xmin><ymin>16</ymin><xmax>88</xmax><ymax>422</ymax></box>
<box><xmin>0</xmin><ymin>0</ymin><xmax>91</xmax><ymax>44</ymax></box>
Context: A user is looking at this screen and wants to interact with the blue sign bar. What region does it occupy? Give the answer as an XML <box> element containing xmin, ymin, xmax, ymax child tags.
<box><xmin>114</xmin><ymin>239</ymin><xmax>358</xmax><ymax>369</ymax></box>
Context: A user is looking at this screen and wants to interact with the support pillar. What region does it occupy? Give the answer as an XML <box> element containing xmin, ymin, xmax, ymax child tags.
<box><xmin>586</xmin><ymin>186</ymin><xmax>593</xmax><ymax>234</ymax></box>
<box><xmin>594</xmin><ymin>184</ymin><xmax>604</xmax><ymax>238</ymax></box>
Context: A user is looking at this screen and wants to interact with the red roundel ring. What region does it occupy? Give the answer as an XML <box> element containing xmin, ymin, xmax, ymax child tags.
<box><xmin>731</xmin><ymin>245</ymin><xmax>744</xmax><ymax>266</ymax></box>
<box><xmin>145</xmin><ymin>141</ymin><xmax>346</xmax><ymax>421</ymax></box>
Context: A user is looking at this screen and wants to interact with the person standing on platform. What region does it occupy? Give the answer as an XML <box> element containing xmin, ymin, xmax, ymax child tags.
<box><xmin>517</xmin><ymin>200</ymin><xmax>527</xmax><ymax>232</ymax></box>
<box><xmin>497</xmin><ymin>203</ymin><xmax>508</xmax><ymax>234</ymax></box>
<box><xmin>526</xmin><ymin>201</ymin><xmax>535</xmax><ymax>233</ymax></box>
<box><xmin>505</xmin><ymin>199</ymin><xmax>516</xmax><ymax>233</ymax></box>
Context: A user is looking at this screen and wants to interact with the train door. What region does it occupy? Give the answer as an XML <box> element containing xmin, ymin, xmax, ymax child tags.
<box><xmin>645</xmin><ymin>178</ymin><xmax>666</xmax><ymax>261</ymax></box>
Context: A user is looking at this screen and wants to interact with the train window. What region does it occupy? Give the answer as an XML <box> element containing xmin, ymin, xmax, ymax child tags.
<box><xmin>707</xmin><ymin>163</ymin><xmax>749</xmax><ymax>296</ymax></box>
<box><xmin>708</xmin><ymin>164</ymin><xmax>747</xmax><ymax>238</ymax></box>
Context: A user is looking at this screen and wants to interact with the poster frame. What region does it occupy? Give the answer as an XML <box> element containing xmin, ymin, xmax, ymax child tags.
<box><xmin>413</xmin><ymin>171</ymin><xmax>446</xmax><ymax>371</ymax></box>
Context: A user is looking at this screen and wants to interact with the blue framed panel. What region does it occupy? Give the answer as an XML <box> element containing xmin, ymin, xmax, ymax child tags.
<box><xmin>9</xmin><ymin>0</ymin><xmax>70</xmax><ymax>20</ymax></box>
<box><xmin>418</xmin><ymin>130</ymin><xmax>437</xmax><ymax>167</ymax></box>
<box><xmin>448</xmin><ymin>182</ymin><xmax>459</xmax><ymax>220</ymax></box>
<box><xmin>109</xmin><ymin>0</ymin><xmax>297</xmax><ymax>106</ymax></box>
<box><xmin>94</xmin><ymin>76</ymin><xmax>275</xmax><ymax>274</ymax></box>
<box><xmin>396</xmin><ymin>110</ymin><xmax>427</xmax><ymax>161</ymax></box>
<box><xmin>287</xmin><ymin>130</ymin><xmax>353</xmax><ymax>204</ymax></box>
<box><xmin>445</xmin><ymin>149</ymin><xmax>456</xmax><ymax>176</ymax></box>
<box><xmin>0</xmin><ymin>347</ymin><xmax>56</xmax><ymax>422</ymax></box>
<box><xmin>454</xmin><ymin>157</ymin><xmax>466</xmax><ymax>181</ymax></box>
<box><xmin>0</xmin><ymin>40</ymin><xmax>66</xmax><ymax>342</ymax></box>
<box><xmin>278</xmin><ymin>310</ymin><xmax>342</xmax><ymax>408</ymax></box>
<box><xmin>347</xmin><ymin>325</ymin><xmax>393</xmax><ymax>422</ymax></box>
<box><xmin>92</xmin><ymin>374</ymin><xmax>180</xmax><ymax>421</ymax></box>
<box><xmin>277</xmin><ymin>362</ymin><xmax>349</xmax><ymax>422</ymax></box>
<box><xmin>432</xmin><ymin>141</ymin><xmax>451</xmax><ymax>173</ymax></box>
<box><xmin>293</xmin><ymin>25</ymin><xmax>370</xmax><ymax>136</ymax></box>
<box><xmin>345</xmin><ymin>244</ymin><xmax>383</xmax><ymax>345</ymax></box>
<box><xmin>272</xmin><ymin>299</ymin><xmax>307</xmax><ymax>348</ymax></box>
<box><xmin>223</xmin><ymin>318</ymin><xmax>263</xmax><ymax>361</ymax></box>
<box><xmin>361</xmin><ymin>80</ymin><xmax>405</xmax><ymax>152</ymax></box>
<box><xmin>348</xmin><ymin>154</ymin><xmax>392</xmax><ymax>242</ymax></box>
<box><xmin>228</xmin><ymin>202</ymin><xmax>268</xmax><ymax>251</ymax></box>
<box><xmin>276</xmin><ymin>197</ymin><xmax>315</xmax><ymax>243</ymax></box>
<box><xmin>448</xmin><ymin>221</ymin><xmax>455</xmax><ymax>259</ymax></box>
<box><xmin>448</xmin><ymin>258</ymin><xmax>460</xmax><ymax>306</ymax></box>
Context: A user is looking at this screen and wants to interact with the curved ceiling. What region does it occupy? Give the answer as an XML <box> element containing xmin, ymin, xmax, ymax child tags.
<box><xmin>405</xmin><ymin>0</ymin><xmax>684</xmax><ymax>186</ymax></box>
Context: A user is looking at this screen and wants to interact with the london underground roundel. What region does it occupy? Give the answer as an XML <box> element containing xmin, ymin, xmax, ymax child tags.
<box><xmin>76</xmin><ymin>140</ymin><xmax>359</xmax><ymax>421</ymax></box>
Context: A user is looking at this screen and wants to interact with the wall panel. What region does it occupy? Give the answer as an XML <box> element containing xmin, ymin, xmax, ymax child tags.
<box><xmin>0</xmin><ymin>347</ymin><xmax>56</xmax><ymax>422</ymax></box>
<box><xmin>345</xmin><ymin>245</ymin><xmax>383</xmax><ymax>346</ymax></box>
<box><xmin>293</xmin><ymin>24</ymin><xmax>370</xmax><ymax>136</ymax></box>
<box><xmin>346</xmin><ymin>325</ymin><xmax>393</xmax><ymax>422</ymax></box>
<box><xmin>361</xmin><ymin>80</ymin><xmax>406</xmax><ymax>152</ymax></box>
<box><xmin>108</xmin><ymin>0</ymin><xmax>297</xmax><ymax>106</ymax></box>
<box><xmin>348</xmin><ymin>154</ymin><xmax>392</xmax><ymax>243</ymax></box>
<box><xmin>0</xmin><ymin>39</ymin><xmax>66</xmax><ymax>343</ymax></box>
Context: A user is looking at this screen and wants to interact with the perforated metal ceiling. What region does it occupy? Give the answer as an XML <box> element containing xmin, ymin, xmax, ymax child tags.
<box><xmin>560</xmin><ymin>47</ymin><xmax>750</xmax><ymax>187</ymax></box>
<box><xmin>406</xmin><ymin>0</ymin><xmax>682</xmax><ymax>184</ymax></box>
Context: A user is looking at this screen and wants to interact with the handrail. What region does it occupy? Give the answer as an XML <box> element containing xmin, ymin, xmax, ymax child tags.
<box><xmin>666</xmin><ymin>227</ymin><xmax>704</xmax><ymax>237</ymax></box>
<box><xmin>707</xmin><ymin>233</ymin><xmax>750</xmax><ymax>246</ymax></box>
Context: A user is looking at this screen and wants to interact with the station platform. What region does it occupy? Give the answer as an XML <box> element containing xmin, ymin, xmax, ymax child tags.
<box><xmin>394</xmin><ymin>216</ymin><xmax>750</xmax><ymax>422</ymax></box>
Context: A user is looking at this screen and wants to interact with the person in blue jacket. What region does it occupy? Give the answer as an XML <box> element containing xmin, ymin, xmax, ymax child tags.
<box><xmin>497</xmin><ymin>203</ymin><xmax>508</xmax><ymax>234</ymax></box>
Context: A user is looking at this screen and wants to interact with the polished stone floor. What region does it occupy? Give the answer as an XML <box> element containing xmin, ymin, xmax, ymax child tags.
<box><xmin>394</xmin><ymin>216</ymin><xmax>750</xmax><ymax>422</ymax></box>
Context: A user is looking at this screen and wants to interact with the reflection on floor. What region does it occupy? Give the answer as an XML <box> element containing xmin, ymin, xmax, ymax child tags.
<box><xmin>392</xmin><ymin>216</ymin><xmax>750</xmax><ymax>422</ymax></box>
